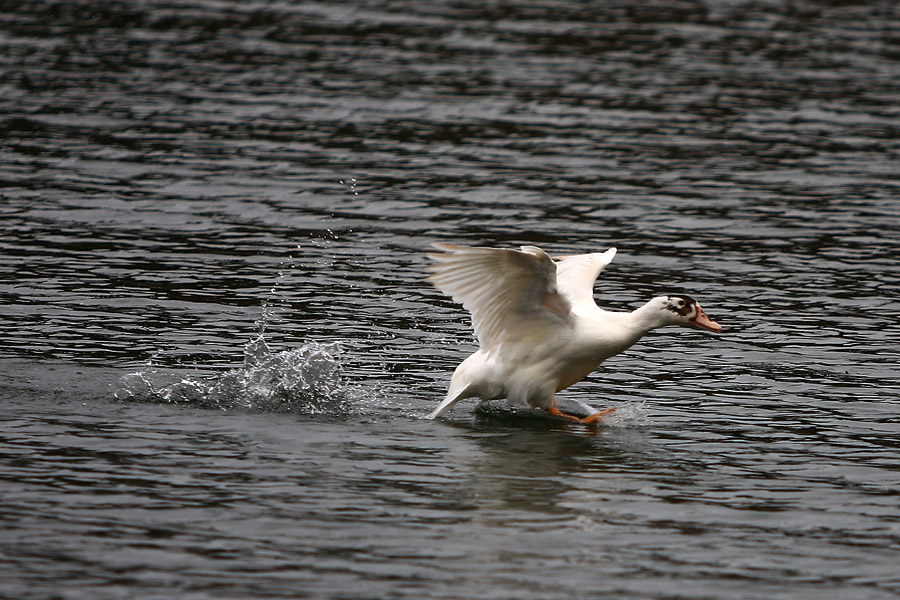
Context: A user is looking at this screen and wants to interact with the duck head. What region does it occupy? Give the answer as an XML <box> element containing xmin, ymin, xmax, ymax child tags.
<box><xmin>653</xmin><ymin>294</ymin><xmax>722</xmax><ymax>333</ymax></box>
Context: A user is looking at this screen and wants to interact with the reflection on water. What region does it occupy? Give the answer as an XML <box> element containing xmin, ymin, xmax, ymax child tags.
<box><xmin>2</xmin><ymin>0</ymin><xmax>900</xmax><ymax>598</ymax></box>
<box><xmin>462</xmin><ymin>425</ymin><xmax>634</xmax><ymax>520</ymax></box>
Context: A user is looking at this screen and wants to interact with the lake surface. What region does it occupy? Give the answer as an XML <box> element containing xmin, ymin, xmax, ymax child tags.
<box><xmin>2</xmin><ymin>0</ymin><xmax>900</xmax><ymax>598</ymax></box>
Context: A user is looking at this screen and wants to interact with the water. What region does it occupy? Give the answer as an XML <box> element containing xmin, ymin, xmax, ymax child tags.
<box><xmin>2</xmin><ymin>0</ymin><xmax>900</xmax><ymax>598</ymax></box>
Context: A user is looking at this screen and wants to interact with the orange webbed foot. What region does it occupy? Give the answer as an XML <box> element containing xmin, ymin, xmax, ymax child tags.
<box><xmin>548</xmin><ymin>406</ymin><xmax>583</xmax><ymax>422</ymax></box>
<box><xmin>548</xmin><ymin>405</ymin><xmax>616</xmax><ymax>424</ymax></box>
<box><xmin>580</xmin><ymin>407</ymin><xmax>616</xmax><ymax>424</ymax></box>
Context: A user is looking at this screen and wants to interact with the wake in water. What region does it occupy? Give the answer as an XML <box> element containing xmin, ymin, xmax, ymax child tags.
<box><xmin>471</xmin><ymin>397</ymin><xmax>651</xmax><ymax>427</ymax></box>
<box><xmin>116</xmin><ymin>335</ymin><xmax>362</xmax><ymax>414</ymax></box>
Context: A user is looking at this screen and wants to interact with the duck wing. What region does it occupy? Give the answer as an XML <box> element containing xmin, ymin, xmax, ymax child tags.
<box><xmin>554</xmin><ymin>248</ymin><xmax>617</xmax><ymax>311</ymax></box>
<box><xmin>427</xmin><ymin>243</ymin><xmax>574</xmax><ymax>360</ymax></box>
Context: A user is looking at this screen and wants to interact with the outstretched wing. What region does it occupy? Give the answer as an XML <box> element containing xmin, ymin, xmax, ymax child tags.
<box><xmin>554</xmin><ymin>248</ymin><xmax>617</xmax><ymax>311</ymax></box>
<box><xmin>427</xmin><ymin>243</ymin><xmax>573</xmax><ymax>359</ymax></box>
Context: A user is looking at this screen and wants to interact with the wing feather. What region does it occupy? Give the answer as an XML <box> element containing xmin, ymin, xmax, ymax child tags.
<box><xmin>554</xmin><ymin>248</ymin><xmax>617</xmax><ymax>311</ymax></box>
<box><xmin>427</xmin><ymin>243</ymin><xmax>573</xmax><ymax>359</ymax></box>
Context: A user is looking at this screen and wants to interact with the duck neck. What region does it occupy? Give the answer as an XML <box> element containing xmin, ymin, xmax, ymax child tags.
<box><xmin>625</xmin><ymin>300</ymin><xmax>670</xmax><ymax>336</ymax></box>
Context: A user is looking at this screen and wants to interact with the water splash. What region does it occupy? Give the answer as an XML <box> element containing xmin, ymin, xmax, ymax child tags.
<box><xmin>255</xmin><ymin>243</ymin><xmax>304</xmax><ymax>335</ymax></box>
<box><xmin>116</xmin><ymin>335</ymin><xmax>361</xmax><ymax>414</ymax></box>
<box><xmin>338</xmin><ymin>177</ymin><xmax>359</xmax><ymax>196</ymax></box>
<box><xmin>118</xmin><ymin>232</ymin><xmax>374</xmax><ymax>414</ymax></box>
<box><xmin>601</xmin><ymin>400</ymin><xmax>651</xmax><ymax>427</ymax></box>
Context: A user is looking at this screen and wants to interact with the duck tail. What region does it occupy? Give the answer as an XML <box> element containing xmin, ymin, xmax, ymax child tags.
<box><xmin>426</xmin><ymin>383</ymin><xmax>475</xmax><ymax>419</ymax></box>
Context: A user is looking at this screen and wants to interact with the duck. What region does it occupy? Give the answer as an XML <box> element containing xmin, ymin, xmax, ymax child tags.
<box><xmin>426</xmin><ymin>243</ymin><xmax>721</xmax><ymax>423</ymax></box>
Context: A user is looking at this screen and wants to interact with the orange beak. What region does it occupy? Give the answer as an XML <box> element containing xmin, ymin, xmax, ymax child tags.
<box><xmin>689</xmin><ymin>307</ymin><xmax>722</xmax><ymax>333</ymax></box>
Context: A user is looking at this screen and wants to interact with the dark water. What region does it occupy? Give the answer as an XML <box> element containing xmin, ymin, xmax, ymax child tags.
<box><xmin>3</xmin><ymin>0</ymin><xmax>900</xmax><ymax>598</ymax></box>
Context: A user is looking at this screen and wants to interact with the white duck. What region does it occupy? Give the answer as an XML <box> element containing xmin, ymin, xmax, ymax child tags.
<box><xmin>426</xmin><ymin>243</ymin><xmax>721</xmax><ymax>423</ymax></box>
